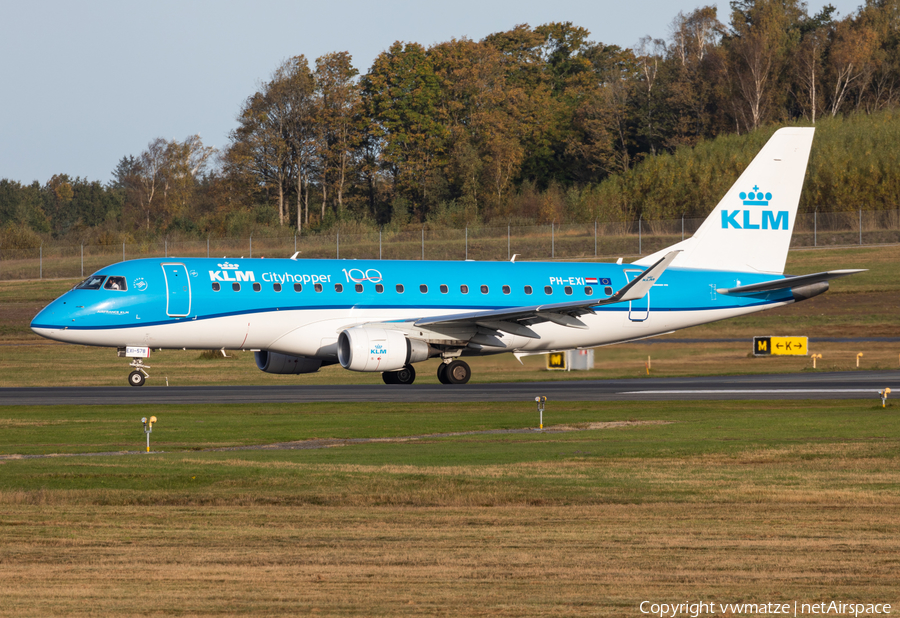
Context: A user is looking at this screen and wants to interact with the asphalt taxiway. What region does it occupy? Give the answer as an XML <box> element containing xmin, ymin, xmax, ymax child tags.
<box><xmin>2</xmin><ymin>371</ymin><xmax>897</xmax><ymax>405</ymax></box>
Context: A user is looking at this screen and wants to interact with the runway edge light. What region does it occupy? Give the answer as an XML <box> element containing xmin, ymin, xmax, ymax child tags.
<box><xmin>142</xmin><ymin>416</ymin><xmax>158</xmax><ymax>453</ymax></box>
<box><xmin>535</xmin><ymin>396</ymin><xmax>547</xmax><ymax>430</ymax></box>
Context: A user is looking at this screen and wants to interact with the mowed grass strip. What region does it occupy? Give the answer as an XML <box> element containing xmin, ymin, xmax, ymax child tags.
<box><xmin>1</xmin><ymin>504</ymin><xmax>897</xmax><ymax>617</ymax></box>
<box><xmin>0</xmin><ymin>400</ymin><xmax>897</xmax><ymax>505</ymax></box>
<box><xmin>0</xmin><ymin>399</ymin><xmax>898</xmax><ymax>616</ymax></box>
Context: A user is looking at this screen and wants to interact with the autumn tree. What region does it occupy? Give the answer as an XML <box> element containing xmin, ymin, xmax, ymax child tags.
<box><xmin>314</xmin><ymin>52</ymin><xmax>361</xmax><ymax>220</ymax></box>
<box><xmin>825</xmin><ymin>16</ymin><xmax>879</xmax><ymax>116</ymax></box>
<box><xmin>362</xmin><ymin>41</ymin><xmax>446</xmax><ymax>218</ymax></box>
<box><xmin>129</xmin><ymin>136</ymin><xmax>214</xmax><ymax>232</ymax></box>
<box><xmin>271</xmin><ymin>56</ymin><xmax>316</xmax><ymax>230</ymax></box>
<box><xmin>0</xmin><ymin>179</ymin><xmax>50</xmax><ymax>233</ymax></box>
<box><xmin>725</xmin><ymin>0</ymin><xmax>805</xmax><ymax>131</ymax></box>
<box><xmin>226</xmin><ymin>65</ymin><xmax>297</xmax><ymax>226</ymax></box>
<box><xmin>565</xmin><ymin>44</ymin><xmax>638</xmax><ymax>179</ymax></box>
<box><xmin>428</xmin><ymin>38</ymin><xmax>527</xmax><ymax>215</ymax></box>
<box><xmin>662</xmin><ymin>6</ymin><xmax>726</xmax><ymax>146</ymax></box>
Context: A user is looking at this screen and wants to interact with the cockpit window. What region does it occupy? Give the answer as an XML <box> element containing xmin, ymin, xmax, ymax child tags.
<box><xmin>103</xmin><ymin>276</ymin><xmax>127</xmax><ymax>291</ymax></box>
<box><xmin>75</xmin><ymin>275</ymin><xmax>106</xmax><ymax>290</ymax></box>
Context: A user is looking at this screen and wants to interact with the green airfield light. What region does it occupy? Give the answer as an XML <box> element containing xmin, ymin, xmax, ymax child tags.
<box><xmin>141</xmin><ymin>416</ymin><xmax>157</xmax><ymax>453</ymax></box>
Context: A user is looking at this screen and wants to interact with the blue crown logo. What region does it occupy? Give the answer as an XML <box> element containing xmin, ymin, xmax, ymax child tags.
<box><xmin>739</xmin><ymin>185</ymin><xmax>772</xmax><ymax>206</ymax></box>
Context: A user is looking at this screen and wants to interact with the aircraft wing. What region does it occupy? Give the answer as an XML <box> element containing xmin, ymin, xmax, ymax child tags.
<box><xmin>716</xmin><ymin>269</ymin><xmax>866</xmax><ymax>295</ymax></box>
<box><xmin>413</xmin><ymin>251</ymin><xmax>680</xmax><ymax>334</ymax></box>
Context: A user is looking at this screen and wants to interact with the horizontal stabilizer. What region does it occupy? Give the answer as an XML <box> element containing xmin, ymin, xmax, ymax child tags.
<box><xmin>716</xmin><ymin>269</ymin><xmax>866</xmax><ymax>295</ymax></box>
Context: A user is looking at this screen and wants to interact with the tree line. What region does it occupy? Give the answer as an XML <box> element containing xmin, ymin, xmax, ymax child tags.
<box><xmin>2</xmin><ymin>0</ymin><xmax>899</xmax><ymax>249</ymax></box>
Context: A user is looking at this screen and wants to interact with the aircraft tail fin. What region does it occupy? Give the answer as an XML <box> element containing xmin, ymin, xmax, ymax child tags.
<box><xmin>634</xmin><ymin>127</ymin><xmax>815</xmax><ymax>274</ymax></box>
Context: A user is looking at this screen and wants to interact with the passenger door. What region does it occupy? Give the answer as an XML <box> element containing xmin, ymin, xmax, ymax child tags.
<box><xmin>161</xmin><ymin>263</ymin><xmax>191</xmax><ymax>317</ymax></box>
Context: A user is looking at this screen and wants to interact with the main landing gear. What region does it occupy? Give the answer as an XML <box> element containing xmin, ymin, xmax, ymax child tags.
<box><xmin>127</xmin><ymin>359</ymin><xmax>150</xmax><ymax>387</ymax></box>
<box><xmin>381</xmin><ymin>360</ymin><xmax>472</xmax><ymax>385</ymax></box>
<box><xmin>437</xmin><ymin>360</ymin><xmax>471</xmax><ymax>385</ymax></box>
<box><xmin>382</xmin><ymin>365</ymin><xmax>416</xmax><ymax>385</ymax></box>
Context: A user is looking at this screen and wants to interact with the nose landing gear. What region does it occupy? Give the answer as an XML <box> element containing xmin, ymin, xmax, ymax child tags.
<box><xmin>128</xmin><ymin>359</ymin><xmax>150</xmax><ymax>387</ymax></box>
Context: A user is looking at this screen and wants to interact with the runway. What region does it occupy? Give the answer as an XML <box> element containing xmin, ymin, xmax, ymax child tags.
<box><xmin>2</xmin><ymin>371</ymin><xmax>897</xmax><ymax>405</ymax></box>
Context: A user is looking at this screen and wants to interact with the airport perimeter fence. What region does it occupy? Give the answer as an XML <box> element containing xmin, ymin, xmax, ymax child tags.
<box><xmin>2</xmin><ymin>208</ymin><xmax>899</xmax><ymax>280</ymax></box>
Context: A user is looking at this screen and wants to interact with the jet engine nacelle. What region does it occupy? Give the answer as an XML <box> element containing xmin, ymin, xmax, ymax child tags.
<box><xmin>337</xmin><ymin>327</ymin><xmax>432</xmax><ymax>372</ymax></box>
<box><xmin>255</xmin><ymin>350</ymin><xmax>323</xmax><ymax>374</ymax></box>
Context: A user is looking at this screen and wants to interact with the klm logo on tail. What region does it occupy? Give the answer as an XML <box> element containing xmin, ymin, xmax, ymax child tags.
<box><xmin>721</xmin><ymin>186</ymin><xmax>788</xmax><ymax>230</ymax></box>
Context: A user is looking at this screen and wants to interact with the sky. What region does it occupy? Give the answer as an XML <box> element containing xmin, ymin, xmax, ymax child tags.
<box><xmin>0</xmin><ymin>0</ymin><xmax>864</xmax><ymax>185</ymax></box>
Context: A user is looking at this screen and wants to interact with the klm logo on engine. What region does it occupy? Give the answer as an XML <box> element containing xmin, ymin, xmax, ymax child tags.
<box><xmin>720</xmin><ymin>186</ymin><xmax>788</xmax><ymax>230</ymax></box>
<box><xmin>209</xmin><ymin>261</ymin><xmax>255</xmax><ymax>283</ymax></box>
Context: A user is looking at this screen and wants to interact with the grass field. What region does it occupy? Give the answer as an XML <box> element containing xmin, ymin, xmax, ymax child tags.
<box><xmin>1</xmin><ymin>399</ymin><xmax>898</xmax><ymax>616</ymax></box>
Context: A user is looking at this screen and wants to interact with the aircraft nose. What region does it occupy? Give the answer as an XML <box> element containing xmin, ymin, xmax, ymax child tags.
<box><xmin>30</xmin><ymin>297</ymin><xmax>71</xmax><ymax>339</ymax></box>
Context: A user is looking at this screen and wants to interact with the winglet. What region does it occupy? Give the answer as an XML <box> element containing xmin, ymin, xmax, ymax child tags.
<box><xmin>290</xmin><ymin>252</ymin><xmax>300</xmax><ymax>260</ymax></box>
<box><xmin>615</xmin><ymin>251</ymin><xmax>680</xmax><ymax>303</ymax></box>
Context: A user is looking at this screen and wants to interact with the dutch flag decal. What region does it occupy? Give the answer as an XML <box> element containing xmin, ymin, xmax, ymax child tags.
<box><xmin>585</xmin><ymin>277</ymin><xmax>598</xmax><ymax>284</ymax></box>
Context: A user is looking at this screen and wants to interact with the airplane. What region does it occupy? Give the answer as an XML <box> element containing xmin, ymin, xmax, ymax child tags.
<box><xmin>32</xmin><ymin>127</ymin><xmax>864</xmax><ymax>386</ymax></box>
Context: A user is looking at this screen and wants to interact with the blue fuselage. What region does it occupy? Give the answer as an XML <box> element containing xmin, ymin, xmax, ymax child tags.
<box><xmin>32</xmin><ymin>257</ymin><xmax>792</xmax><ymax>357</ymax></box>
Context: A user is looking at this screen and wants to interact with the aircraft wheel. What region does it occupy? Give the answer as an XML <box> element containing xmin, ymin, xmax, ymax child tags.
<box><xmin>382</xmin><ymin>371</ymin><xmax>398</xmax><ymax>385</ymax></box>
<box><xmin>445</xmin><ymin>360</ymin><xmax>471</xmax><ymax>385</ymax></box>
<box><xmin>437</xmin><ymin>363</ymin><xmax>451</xmax><ymax>384</ymax></box>
<box><xmin>128</xmin><ymin>371</ymin><xmax>145</xmax><ymax>387</ymax></box>
<box><xmin>394</xmin><ymin>365</ymin><xmax>416</xmax><ymax>385</ymax></box>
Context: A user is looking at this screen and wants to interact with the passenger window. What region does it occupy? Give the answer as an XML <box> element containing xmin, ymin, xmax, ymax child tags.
<box><xmin>396</xmin><ymin>284</ymin><xmax>404</xmax><ymax>293</ymax></box>
<box><xmin>502</xmin><ymin>285</ymin><xmax>511</xmax><ymax>294</ymax></box>
<box><xmin>212</xmin><ymin>282</ymin><xmax>221</xmax><ymax>292</ymax></box>
<box><xmin>75</xmin><ymin>275</ymin><xmax>105</xmax><ymax>290</ymax></box>
<box><xmin>564</xmin><ymin>286</ymin><xmax>573</xmax><ymax>295</ymax></box>
<box><xmin>420</xmin><ymin>284</ymin><xmax>428</xmax><ymax>293</ymax></box>
<box><xmin>232</xmin><ymin>283</ymin><xmax>241</xmax><ymax>292</ymax></box>
<box><xmin>376</xmin><ymin>284</ymin><xmax>384</xmax><ymax>293</ymax></box>
<box><xmin>460</xmin><ymin>285</ymin><xmax>469</xmax><ymax>294</ymax></box>
<box><xmin>273</xmin><ymin>283</ymin><xmax>282</xmax><ymax>292</ymax></box>
<box><xmin>104</xmin><ymin>276</ymin><xmax>127</xmax><ymax>291</ymax></box>
<box><xmin>524</xmin><ymin>285</ymin><xmax>533</xmax><ymax>295</ymax></box>
<box><xmin>335</xmin><ymin>283</ymin><xmax>343</xmax><ymax>292</ymax></box>
<box><xmin>584</xmin><ymin>286</ymin><xmax>593</xmax><ymax>296</ymax></box>
<box><xmin>440</xmin><ymin>284</ymin><xmax>448</xmax><ymax>294</ymax></box>
<box><xmin>544</xmin><ymin>286</ymin><xmax>553</xmax><ymax>295</ymax></box>
<box><xmin>314</xmin><ymin>283</ymin><xmax>323</xmax><ymax>293</ymax></box>
<box><xmin>604</xmin><ymin>286</ymin><xmax>613</xmax><ymax>296</ymax></box>
<box><xmin>355</xmin><ymin>283</ymin><xmax>363</xmax><ymax>293</ymax></box>
<box><xmin>294</xmin><ymin>283</ymin><xmax>302</xmax><ymax>292</ymax></box>
<box><xmin>480</xmin><ymin>285</ymin><xmax>489</xmax><ymax>294</ymax></box>
<box><xmin>253</xmin><ymin>282</ymin><xmax>261</xmax><ymax>292</ymax></box>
